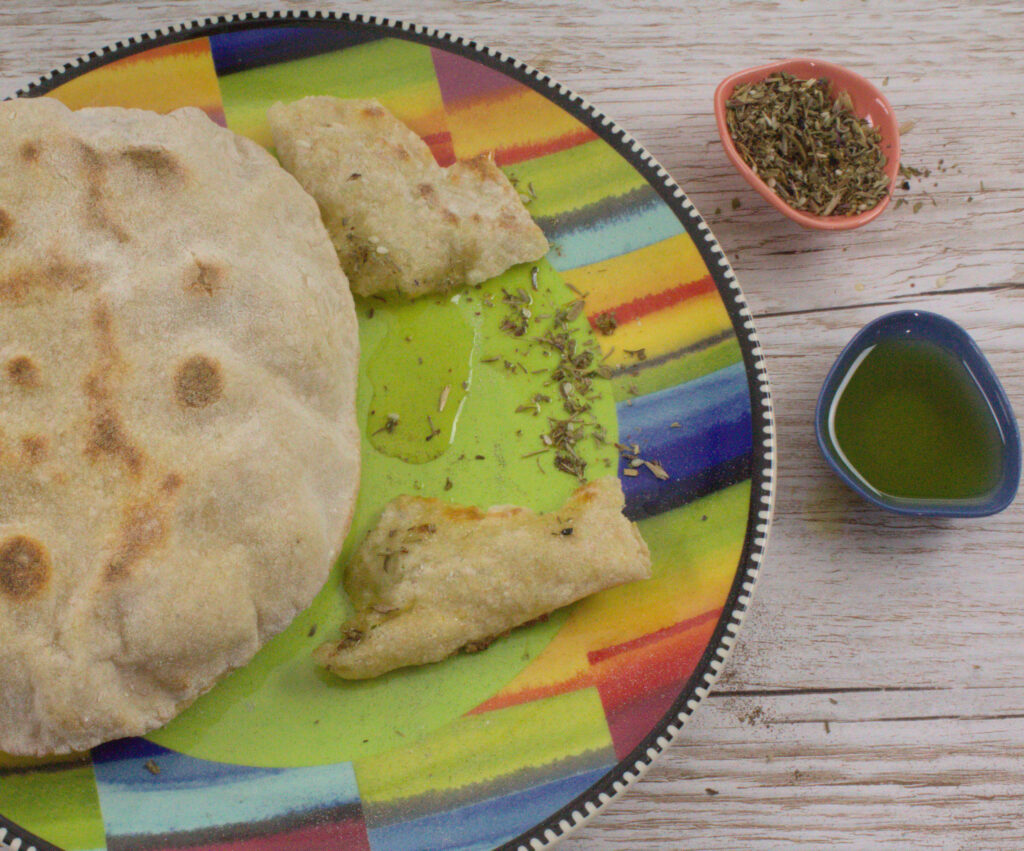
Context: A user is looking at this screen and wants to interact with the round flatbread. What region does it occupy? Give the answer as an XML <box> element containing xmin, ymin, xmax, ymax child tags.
<box><xmin>0</xmin><ymin>97</ymin><xmax>360</xmax><ymax>756</ymax></box>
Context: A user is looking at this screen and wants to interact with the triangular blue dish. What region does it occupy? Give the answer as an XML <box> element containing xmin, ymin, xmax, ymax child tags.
<box><xmin>815</xmin><ymin>310</ymin><xmax>1020</xmax><ymax>517</ymax></box>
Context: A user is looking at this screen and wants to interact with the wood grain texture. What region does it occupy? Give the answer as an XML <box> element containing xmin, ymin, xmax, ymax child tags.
<box><xmin>2</xmin><ymin>2</ymin><xmax>1022</xmax><ymax>849</ymax></box>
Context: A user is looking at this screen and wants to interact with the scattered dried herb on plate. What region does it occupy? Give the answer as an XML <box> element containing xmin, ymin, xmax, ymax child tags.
<box><xmin>594</xmin><ymin>311</ymin><xmax>618</xmax><ymax>335</ymax></box>
<box><xmin>725</xmin><ymin>72</ymin><xmax>890</xmax><ymax>216</ymax></box>
<box><xmin>489</xmin><ymin>270</ymin><xmax>611</xmax><ymax>483</ymax></box>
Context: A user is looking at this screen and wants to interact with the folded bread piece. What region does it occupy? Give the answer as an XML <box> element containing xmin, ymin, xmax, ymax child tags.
<box><xmin>268</xmin><ymin>96</ymin><xmax>549</xmax><ymax>298</ymax></box>
<box><xmin>315</xmin><ymin>476</ymin><xmax>650</xmax><ymax>679</ymax></box>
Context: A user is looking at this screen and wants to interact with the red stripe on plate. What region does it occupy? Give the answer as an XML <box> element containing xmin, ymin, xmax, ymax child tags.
<box><xmin>588</xmin><ymin>608</ymin><xmax>721</xmax><ymax>666</ymax></box>
<box><xmin>593</xmin><ymin>610</ymin><xmax>720</xmax><ymax>716</ymax></box>
<box><xmin>604</xmin><ymin>679</ymin><xmax>685</xmax><ymax>760</ymax></box>
<box><xmin>423</xmin><ymin>130</ymin><xmax>456</xmax><ymax>167</ymax></box>
<box><xmin>588</xmin><ymin>274</ymin><xmax>716</xmax><ymax>327</ymax></box>
<box><xmin>170</xmin><ymin>820</ymin><xmax>371</xmax><ymax>851</ymax></box>
<box><xmin>492</xmin><ymin>127</ymin><xmax>598</xmax><ymax>166</ymax></box>
<box><xmin>466</xmin><ymin>670</ymin><xmax>594</xmax><ymax>715</ymax></box>
<box><xmin>203</xmin><ymin>106</ymin><xmax>227</xmax><ymax>128</ymax></box>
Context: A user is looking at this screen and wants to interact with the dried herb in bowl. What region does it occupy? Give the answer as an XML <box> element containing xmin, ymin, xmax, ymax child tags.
<box><xmin>725</xmin><ymin>72</ymin><xmax>890</xmax><ymax>216</ymax></box>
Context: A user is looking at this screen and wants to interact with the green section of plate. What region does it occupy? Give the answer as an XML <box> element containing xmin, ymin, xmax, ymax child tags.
<box><xmin>610</xmin><ymin>335</ymin><xmax>743</xmax><ymax>402</ymax></box>
<box><xmin>501</xmin><ymin>138</ymin><xmax>648</xmax><ymax>220</ymax></box>
<box><xmin>0</xmin><ymin>762</ymin><xmax>103</xmax><ymax>851</ymax></box>
<box><xmin>217</xmin><ymin>37</ymin><xmax>444</xmax><ymax>147</ymax></box>
<box><xmin>365</xmin><ymin>297</ymin><xmax>475</xmax><ymax>463</ymax></box>
<box><xmin>354</xmin><ymin>687</ymin><xmax>614</xmax><ymax>805</ymax></box>
<box><xmin>148</xmin><ymin>260</ymin><xmax>619</xmax><ymax>767</ymax></box>
<box><xmin>638</xmin><ymin>478</ymin><xmax>751</xmax><ymax>580</ymax></box>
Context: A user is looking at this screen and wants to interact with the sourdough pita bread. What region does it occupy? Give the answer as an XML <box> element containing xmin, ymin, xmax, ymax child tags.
<box><xmin>0</xmin><ymin>97</ymin><xmax>360</xmax><ymax>755</ymax></box>
<box><xmin>267</xmin><ymin>97</ymin><xmax>549</xmax><ymax>298</ymax></box>
<box><xmin>315</xmin><ymin>477</ymin><xmax>650</xmax><ymax>678</ymax></box>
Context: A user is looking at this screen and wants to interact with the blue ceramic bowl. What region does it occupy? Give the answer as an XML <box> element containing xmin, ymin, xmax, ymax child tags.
<box><xmin>815</xmin><ymin>310</ymin><xmax>1021</xmax><ymax>517</ymax></box>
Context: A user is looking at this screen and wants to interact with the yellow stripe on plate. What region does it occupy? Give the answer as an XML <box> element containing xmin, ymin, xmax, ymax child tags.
<box><xmin>448</xmin><ymin>86</ymin><xmax>592</xmax><ymax>161</ymax></box>
<box><xmin>354</xmin><ymin>688</ymin><xmax>611</xmax><ymax>802</ymax></box>
<box><xmin>564</xmin><ymin>231</ymin><xmax>708</xmax><ymax>315</ymax></box>
<box><xmin>48</xmin><ymin>39</ymin><xmax>222</xmax><ymax>116</ymax></box>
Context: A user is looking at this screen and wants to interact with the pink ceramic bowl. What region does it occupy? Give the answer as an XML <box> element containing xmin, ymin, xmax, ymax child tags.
<box><xmin>714</xmin><ymin>58</ymin><xmax>900</xmax><ymax>231</ymax></box>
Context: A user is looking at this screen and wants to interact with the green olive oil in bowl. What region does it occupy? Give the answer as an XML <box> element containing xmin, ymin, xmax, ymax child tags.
<box><xmin>816</xmin><ymin>311</ymin><xmax>1021</xmax><ymax>516</ymax></box>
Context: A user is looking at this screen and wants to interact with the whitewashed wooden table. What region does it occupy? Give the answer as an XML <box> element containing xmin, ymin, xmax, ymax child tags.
<box><xmin>3</xmin><ymin>1</ymin><xmax>1022</xmax><ymax>848</ymax></box>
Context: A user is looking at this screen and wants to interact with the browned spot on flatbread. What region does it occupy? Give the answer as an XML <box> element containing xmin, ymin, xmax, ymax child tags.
<box><xmin>572</xmin><ymin>486</ymin><xmax>598</xmax><ymax>505</ymax></box>
<box><xmin>19</xmin><ymin>141</ymin><xmax>40</xmax><ymax>163</ymax></box>
<box><xmin>81</xmin><ymin>301</ymin><xmax>141</xmax><ymax>474</ymax></box>
<box><xmin>76</xmin><ymin>141</ymin><xmax>105</xmax><ymax>178</ymax></box>
<box><xmin>441</xmin><ymin>505</ymin><xmax>485</xmax><ymax>521</ymax></box>
<box><xmin>394</xmin><ymin>146</ymin><xmax>411</xmax><ymax>161</ymax></box>
<box><xmin>462</xmin><ymin>154</ymin><xmax>498</xmax><ymax>179</ymax></box>
<box><xmin>175</xmin><ymin>355</ymin><xmax>223</xmax><ymax>408</ymax></box>
<box><xmin>85</xmin><ymin>184</ymin><xmax>131</xmax><ymax>243</ymax></box>
<box><xmin>488</xmin><ymin>506</ymin><xmax>525</xmax><ymax>520</ymax></box>
<box><xmin>21</xmin><ymin>435</ymin><xmax>48</xmax><ymax>463</ymax></box>
<box><xmin>88</xmin><ymin>302</ymin><xmax>122</xmax><ymax>380</ymax></box>
<box><xmin>122</xmin><ymin>146</ymin><xmax>184</xmax><ymax>183</ymax></box>
<box><xmin>0</xmin><ymin>536</ymin><xmax>51</xmax><ymax>601</ymax></box>
<box><xmin>0</xmin><ymin>208</ymin><xmax>12</xmax><ymax>240</ymax></box>
<box><xmin>83</xmin><ymin>308</ymin><xmax>119</xmax><ymax>400</ymax></box>
<box><xmin>440</xmin><ymin>208</ymin><xmax>460</xmax><ymax>225</ymax></box>
<box><xmin>91</xmin><ymin>302</ymin><xmax>116</xmax><ymax>350</ymax></box>
<box><xmin>105</xmin><ymin>498</ymin><xmax>170</xmax><ymax>581</ymax></box>
<box><xmin>416</xmin><ymin>183</ymin><xmax>436</xmax><ymax>200</ymax></box>
<box><xmin>6</xmin><ymin>356</ymin><xmax>39</xmax><ymax>388</ymax></box>
<box><xmin>0</xmin><ymin>272</ymin><xmax>32</xmax><ymax>303</ymax></box>
<box><xmin>0</xmin><ymin>261</ymin><xmax>92</xmax><ymax>303</ymax></box>
<box><xmin>82</xmin><ymin>373</ymin><xmax>108</xmax><ymax>401</ymax></box>
<box><xmin>185</xmin><ymin>260</ymin><xmax>226</xmax><ymax>296</ymax></box>
<box><xmin>86</xmin><ymin>408</ymin><xmax>144</xmax><ymax>475</ymax></box>
<box><xmin>77</xmin><ymin>142</ymin><xmax>130</xmax><ymax>243</ymax></box>
<box><xmin>161</xmin><ymin>472</ymin><xmax>184</xmax><ymax>494</ymax></box>
<box><xmin>361</xmin><ymin>104</ymin><xmax>386</xmax><ymax>118</ymax></box>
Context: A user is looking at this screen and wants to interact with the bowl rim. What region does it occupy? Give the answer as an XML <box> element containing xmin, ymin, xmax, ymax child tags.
<box><xmin>814</xmin><ymin>310</ymin><xmax>1022</xmax><ymax>517</ymax></box>
<box><xmin>714</xmin><ymin>57</ymin><xmax>901</xmax><ymax>231</ymax></box>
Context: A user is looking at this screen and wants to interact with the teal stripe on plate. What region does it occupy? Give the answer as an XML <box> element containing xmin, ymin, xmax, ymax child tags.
<box><xmin>546</xmin><ymin>193</ymin><xmax>684</xmax><ymax>272</ymax></box>
<box><xmin>93</xmin><ymin>748</ymin><xmax>358</xmax><ymax>836</ymax></box>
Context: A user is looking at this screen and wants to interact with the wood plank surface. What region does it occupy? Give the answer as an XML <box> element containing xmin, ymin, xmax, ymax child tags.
<box><xmin>2</xmin><ymin>2</ymin><xmax>1022</xmax><ymax>849</ymax></box>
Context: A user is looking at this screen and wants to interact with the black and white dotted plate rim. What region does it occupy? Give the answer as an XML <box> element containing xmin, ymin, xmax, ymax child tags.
<box><xmin>3</xmin><ymin>10</ymin><xmax>775</xmax><ymax>851</ymax></box>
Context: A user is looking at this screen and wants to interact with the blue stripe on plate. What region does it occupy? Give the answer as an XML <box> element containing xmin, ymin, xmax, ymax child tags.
<box><xmin>209</xmin><ymin>25</ymin><xmax>382</xmax><ymax>76</ymax></box>
<box><xmin>364</xmin><ymin>765</ymin><xmax>611</xmax><ymax>851</ymax></box>
<box><xmin>618</xmin><ymin>361</ymin><xmax>753</xmax><ymax>519</ymax></box>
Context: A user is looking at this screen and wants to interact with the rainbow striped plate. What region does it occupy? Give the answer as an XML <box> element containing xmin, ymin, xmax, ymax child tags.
<box><xmin>0</xmin><ymin>12</ymin><xmax>773</xmax><ymax>851</ymax></box>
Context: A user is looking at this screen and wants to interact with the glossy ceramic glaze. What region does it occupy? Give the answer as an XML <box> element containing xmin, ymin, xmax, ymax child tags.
<box><xmin>714</xmin><ymin>58</ymin><xmax>901</xmax><ymax>231</ymax></box>
<box><xmin>815</xmin><ymin>311</ymin><xmax>1020</xmax><ymax>517</ymax></box>
<box><xmin>0</xmin><ymin>12</ymin><xmax>774</xmax><ymax>851</ymax></box>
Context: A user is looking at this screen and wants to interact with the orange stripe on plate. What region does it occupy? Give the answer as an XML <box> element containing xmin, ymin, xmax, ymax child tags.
<box><xmin>563</xmin><ymin>232</ymin><xmax>708</xmax><ymax>315</ymax></box>
<box><xmin>468</xmin><ymin>670</ymin><xmax>596</xmax><ymax>715</ymax></box>
<box><xmin>588</xmin><ymin>607</ymin><xmax>721</xmax><ymax>665</ymax></box>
